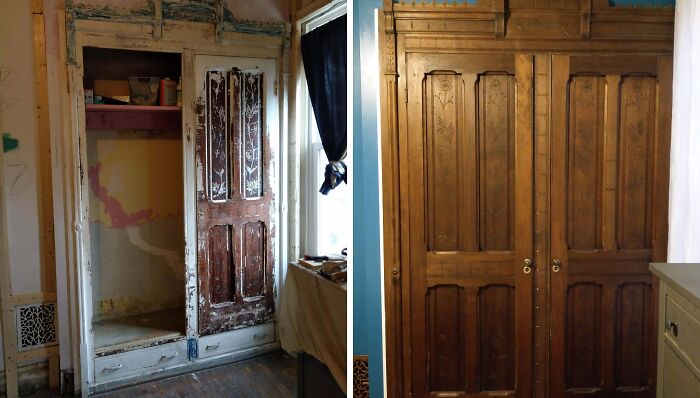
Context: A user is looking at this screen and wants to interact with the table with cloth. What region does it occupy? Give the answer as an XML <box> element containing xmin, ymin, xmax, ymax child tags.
<box><xmin>279</xmin><ymin>262</ymin><xmax>347</xmax><ymax>394</ymax></box>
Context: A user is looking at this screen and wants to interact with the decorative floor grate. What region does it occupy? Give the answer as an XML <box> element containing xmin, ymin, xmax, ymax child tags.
<box><xmin>15</xmin><ymin>302</ymin><xmax>58</xmax><ymax>351</ymax></box>
<box><xmin>353</xmin><ymin>355</ymin><xmax>369</xmax><ymax>398</ymax></box>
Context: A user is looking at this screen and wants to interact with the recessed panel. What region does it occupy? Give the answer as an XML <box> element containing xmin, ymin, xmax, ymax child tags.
<box><xmin>566</xmin><ymin>283</ymin><xmax>603</xmax><ymax>389</ymax></box>
<box><xmin>207</xmin><ymin>70</ymin><xmax>230</xmax><ymax>202</ymax></box>
<box><xmin>478</xmin><ymin>284</ymin><xmax>515</xmax><ymax>391</ymax></box>
<box><xmin>567</xmin><ymin>76</ymin><xmax>605</xmax><ymax>250</ymax></box>
<box><xmin>242</xmin><ymin>221</ymin><xmax>266</xmax><ymax>298</ymax></box>
<box><xmin>427</xmin><ymin>285</ymin><xmax>465</xmax><ymax>392</ymax></box>
<box><xmin>209</xmin><ymin>224</ymin><xmax>234</xmax><ymax>304</ymax></box>
<box><xmin>617</xmin><ymin>77</ymin><xmax>655</xmax><ymax>250</ymax></box>
<box><xmin>425</xmin><ymin>72</ymin><xmax>463</xmax><ymax>252</ymax></box>
<box><xmin>478</xmin><ymin>74</ymin><xmax>515</xmax><ymax>251</ymax></box>
<box><xmin>235</xmin><ymin>70</ymin><xmax>264</xmax><ymax>200</ymax></box>
<box><xmin>615</xmin><ymin>282</ymin><xmax>652</xmax><ymax>387</ymax></box>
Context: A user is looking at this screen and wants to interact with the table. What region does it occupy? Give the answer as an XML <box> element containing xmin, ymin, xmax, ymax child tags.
<box><xmin>279</xmin><ymin>262</ymin><xmax>347</xmax><ymax>394</ymax></box>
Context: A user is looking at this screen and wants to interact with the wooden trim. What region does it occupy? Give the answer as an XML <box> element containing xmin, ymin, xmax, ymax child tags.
<box><xmin>11</xmin><ymin>292</ymin><xmax>57</xmax><ymax>306</ymax></box>
<box><xmin>32</xmin><ymin>0</ymin><xmax>57</xmax><ymax>295</ymax></box>
<box><xmin>15</xmin><ymin>345</ymin><xmax>59</xmax><ymax>364</ymax></box>
<box><xmin>379</xmin><ymin>11</ymin><xmax>403</xmax><ymax>398</ymax></box>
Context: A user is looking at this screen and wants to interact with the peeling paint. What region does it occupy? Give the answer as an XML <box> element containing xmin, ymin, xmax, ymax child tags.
<box><xmin>73</xmin><ymin>0</ymin><xmax>155</xmax><ymax>20</ymax></box>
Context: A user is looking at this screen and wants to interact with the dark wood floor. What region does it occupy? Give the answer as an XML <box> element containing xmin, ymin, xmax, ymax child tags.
<box><xmin>28</xmin><ymin>351</ymin><xmax>296</xmax><ymax>397</ymax></box>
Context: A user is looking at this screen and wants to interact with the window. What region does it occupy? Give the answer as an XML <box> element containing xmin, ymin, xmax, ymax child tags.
<box><xmin>300</xmin><ymin>2</ymin><xmax>349</xmax><ymax>257</ymax></box>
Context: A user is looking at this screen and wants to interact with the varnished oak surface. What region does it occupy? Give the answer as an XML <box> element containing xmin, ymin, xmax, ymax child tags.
<box><xmin>651</xmin><ymin>263</ymin><xmax>700</xmax><ymax>309</ymax></box>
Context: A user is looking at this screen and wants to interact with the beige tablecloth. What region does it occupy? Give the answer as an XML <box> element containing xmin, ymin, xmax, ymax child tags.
<box><xmin>279</xmin><ymin>262</ymin><xmax>347</xmax><ymax>393</ymax></box>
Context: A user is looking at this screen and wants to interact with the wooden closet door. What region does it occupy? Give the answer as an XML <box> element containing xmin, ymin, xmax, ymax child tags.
<box><xmin>195</xmin><ymin>56</ymin><xmax>277</xmax><ymax>336</ymax></box>
<box><xmin>550</xmin><ymin>55</ymin><xmax>672</xmax><ymax>397</ymax></box>
<box><xmin>403</xmin><ymin>53</ymin><xmax>534</xmax><ymax>398</ymax></box>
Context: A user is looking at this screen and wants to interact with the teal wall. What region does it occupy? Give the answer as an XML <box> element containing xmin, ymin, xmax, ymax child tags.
<box><xmin>353</xmin><ymin>1</ymin><xmax>673</xmax><ymax>397</ymax></box>
<box><xmin>353</xmin><ymin>0</ymin><xmax>384</xmax><ymax>397</ymax></box>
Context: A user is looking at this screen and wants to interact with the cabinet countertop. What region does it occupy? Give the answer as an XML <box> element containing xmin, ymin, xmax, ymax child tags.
<box><xmin>651</xmin><ymin>263</ymin><xmax>700</xmax><ymax>308</ymax></box>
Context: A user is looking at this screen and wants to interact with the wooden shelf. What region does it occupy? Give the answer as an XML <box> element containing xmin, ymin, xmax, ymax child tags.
<box><xmin>86</xmin><ymin>104</ymin><xmax>181</xmax><ymax>130</ymax></box>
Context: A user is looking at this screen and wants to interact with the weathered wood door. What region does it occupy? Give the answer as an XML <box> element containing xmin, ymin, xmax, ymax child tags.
<box><xmin>549</xmin><ymin>55</ymin><xmax>672</xmax><ymax>397</ymax></box>
<box><xmin>195</xmin><ymin>56</ymin><xmax>278</xmax><ymax>336</ymax></box>
<box><xmin>403</xmin><ymin>53</ymin><xmax>535</xmax><ymax>397</ymax></box>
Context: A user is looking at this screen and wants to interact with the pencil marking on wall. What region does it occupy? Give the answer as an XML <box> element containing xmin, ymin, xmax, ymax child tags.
<box><xmin>5</xmin><ymin>161</ymin><xmax>29</xmax><ymax>196</ymax></box>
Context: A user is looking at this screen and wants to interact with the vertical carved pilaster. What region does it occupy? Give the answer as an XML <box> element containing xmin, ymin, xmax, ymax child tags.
<box><xmin>153</xmin><ymin>0</ymin><xmax>163</xmax><ymax>40</ymax></box>
<box><xmin>65</xmin><ymin>0</ymin><xmax>76</xmax><ymax>65</ymax></box>
<box><xmin>380</xmin><ymin>8</ymin><xmax>403</xmax><ymax>398</ymax></box>
<box><xmin>494</xmin><ymin>0</ymin><xmax>505</xmax><ymax>38</ymax></box>
<box><xmin>581</xmin><ymin>0</ymin><xmax>592</xmax><ymax>39</ymax></box>
<box><xmin>215</xmin><ymin>0</ymin><xmax>224</xmax><ymax>43</ymax></box>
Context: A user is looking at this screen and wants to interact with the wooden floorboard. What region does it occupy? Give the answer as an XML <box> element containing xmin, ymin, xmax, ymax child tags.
<box><xmin>27</xmin><ymin>351</ymin><xmax>296</xmax><ymax>397</ymax></box>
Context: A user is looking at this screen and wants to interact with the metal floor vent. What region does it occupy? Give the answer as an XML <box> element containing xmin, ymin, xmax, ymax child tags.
<box><xmin>353</xmin><ymin>355</ymin><xmax>369</xmax><ymax>398</ymax></box>
<box><xmin>15</xmin><ymin>302</ymin><xmax>58</xmax><ymax>351</ymax></box>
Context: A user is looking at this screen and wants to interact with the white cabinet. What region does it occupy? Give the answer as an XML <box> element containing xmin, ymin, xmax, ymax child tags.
<box><xmin>651</xmin><ymin>263</ymin><xmax>700</xmax><ymax>398</ymax></box>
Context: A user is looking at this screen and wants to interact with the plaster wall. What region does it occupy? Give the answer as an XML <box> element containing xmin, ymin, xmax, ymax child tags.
<box><xmin>0</xmin><ymin>0</ymin><xmax>44</xmax><ymax>297</ymax></box>
<box><xmin>86</xmin><ymin>130</ymin><xmax>185</xmax><ymax>321</ymax></box>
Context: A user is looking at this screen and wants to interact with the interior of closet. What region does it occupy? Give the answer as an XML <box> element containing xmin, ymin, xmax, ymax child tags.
<box><xmin>83</xmin><ymin>48</ymin><xmax>186</xmax><ymax>355</ymax></box>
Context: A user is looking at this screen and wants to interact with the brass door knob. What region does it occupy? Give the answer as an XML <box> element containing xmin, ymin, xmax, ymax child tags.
<box><xmin>523</xmin><ymin>258</ymin><xmax>532</xmax><ymax>274</ymax></box>
<box><xmin>552</xmin><ymin>258</ymin><xmax>562</xmax><ymax>273</ymax></box>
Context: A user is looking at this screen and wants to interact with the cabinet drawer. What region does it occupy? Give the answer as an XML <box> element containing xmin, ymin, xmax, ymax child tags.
<box><xmin>198</xmin><ymin>322</ymin><xmax>274</xmax><ymax>359</ymax></box>
<box><xmin>665</xmin><ymin>293</ymin><xmax>700</xmax><ymax>372</ymax></box>
<box><xmin>94</xmin><ymin>340</ymin><xmax>188</xmax><ymax>383</ymax></box>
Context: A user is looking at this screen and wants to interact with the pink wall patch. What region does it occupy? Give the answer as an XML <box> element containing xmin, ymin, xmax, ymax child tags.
<box><xmin>88</xmin><ymin>162</ymin><xmax>154</xmax><ymax>228</ymax></box>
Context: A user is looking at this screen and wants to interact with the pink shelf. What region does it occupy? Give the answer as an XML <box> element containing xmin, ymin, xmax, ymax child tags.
<box><xmin>85</xmin><ymin>104</ymin><xmax>181</xmax><ymax>130</ymax></box>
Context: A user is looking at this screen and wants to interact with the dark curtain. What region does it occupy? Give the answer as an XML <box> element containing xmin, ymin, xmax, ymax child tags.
<box><xmin>301</xmin><ymin>15</ymin><xmax>347</xmax><ymax>195</ymax></box>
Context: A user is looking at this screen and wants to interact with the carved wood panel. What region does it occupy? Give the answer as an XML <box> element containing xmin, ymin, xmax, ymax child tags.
<box><xmin>550</xmin><ymin>55</ymin><xmax>672</xmax><ymax>397</ymax></box>
<box><xmin>405</xmin><ymin>53</ymin><xmax>533</xmax><ymax>398</ymax></box>
<box><xmin>197</xmin><ymin>64</ymin><xmax>274</xmax><ymax>336</ymax></box>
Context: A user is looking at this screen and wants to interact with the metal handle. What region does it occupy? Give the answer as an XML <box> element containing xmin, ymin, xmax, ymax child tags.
<box><xmin>104</xmin><ymin>363</ymin><xmax>123</xmax><ymax>371</ymax></box>
<box><xmin>160</xmin><ymin>352</ymin><xmax>178</xmax><ymax>360</ymax></box>
<box><xmin>552</xmin><ymin>258</ymin><xmax>562</xmax><ymax>273</ymax></box>
<box><xmin>666</xmin><ymin>321</ymin><xmax>679</xmax><ymax>337</ymax></box>
<box><xmin>205</xmin><ymin>343</ymin><xmax>221</xmax><ymax>351</ymax></box>
<box><xmin>523</xmin><ymin>258</ymin><xmax>532</xmax><ymax>274</ymax></box>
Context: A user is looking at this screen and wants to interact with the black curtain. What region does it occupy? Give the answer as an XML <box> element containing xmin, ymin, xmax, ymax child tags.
<box><xmin>301</xmin><ymin>15</ymin><xmax>347</xmax><ymax>195</ymax></box>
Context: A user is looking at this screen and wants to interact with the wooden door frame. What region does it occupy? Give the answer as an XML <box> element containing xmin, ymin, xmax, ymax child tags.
<box><xmin>378</xmin><ymin>1</ymin><xmax>674</xmax><ymax>397</ymax></box>
<box><xmin>55</xmin><ymin>11</ymin><xmax>288</xmax><ymax>395</ymax></box>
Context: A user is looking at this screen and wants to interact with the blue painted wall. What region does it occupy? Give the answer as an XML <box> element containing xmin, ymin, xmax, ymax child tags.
<box><xmin>353</xmin><ymin>0</ymin><xmax>384</xmax><ymax>397</ymax></box>
<box><xmin>352</xmin><ymin>1</ymin><xmax>673</xmax><ymax>397</ymax></box>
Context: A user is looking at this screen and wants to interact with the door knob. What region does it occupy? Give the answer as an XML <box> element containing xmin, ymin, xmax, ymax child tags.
<box><xmin>552</xmin><ymin>258</ymin><xmax>562</xmax><ymax>273</ymax></box>
<box><xmin>523</xmin><ymin>258</ymin><xmax>532</xmax><ymax>274</ymax></box>
<box><xmin>666</xmin><ymin>321</ymin><xmax>679</xmax><ymax>337</ymax></box>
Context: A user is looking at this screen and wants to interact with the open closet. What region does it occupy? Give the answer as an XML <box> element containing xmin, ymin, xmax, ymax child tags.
<box><xmin>57</xmin><ymin>5</ymin><xmax>286</xmax><ymax>395</ymax></box>
<box><xmin>83</xmin><ymin>48</ymin><xmax>186</xmax><ymax>356</ymax></box>
<box><xmin>379</xmin><ymin>1</ymin><xmax>674</xmax><ymax>397</ymax></box>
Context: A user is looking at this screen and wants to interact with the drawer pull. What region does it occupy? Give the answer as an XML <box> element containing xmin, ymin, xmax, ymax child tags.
<box><xmin>666</xmin><ymin>320</ymin><xmax>679</xmax><ymax>337</ymax></box>
<box><xmin>205</xmin><ymin>343</ymin><xmax>221</xmax><ymax>351</ymax></box>
<box><xmin>160</xmin><ymin>352</ymin><xmax>178</xmax><ymax>360</ymax></box>
<box><xmin>104</xmin><ymin>363</ymin><xmax>123</xmax><ymax>372</ymax></box>
<box><xmin>253</xmin><ymin>332</ymin><xmax>267</xmax><ymax>340</ymax></box>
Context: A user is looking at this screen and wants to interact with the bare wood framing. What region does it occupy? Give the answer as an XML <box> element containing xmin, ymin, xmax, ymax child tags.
<box><xmin>379</xmin><ymin>1</ymin><xmax>675</xmax><ymax>397</ymax></box>
<box><xmin>32</xmin><ymin>0</ymin><xmax>57</xmax><ymax>295</ymax></box>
